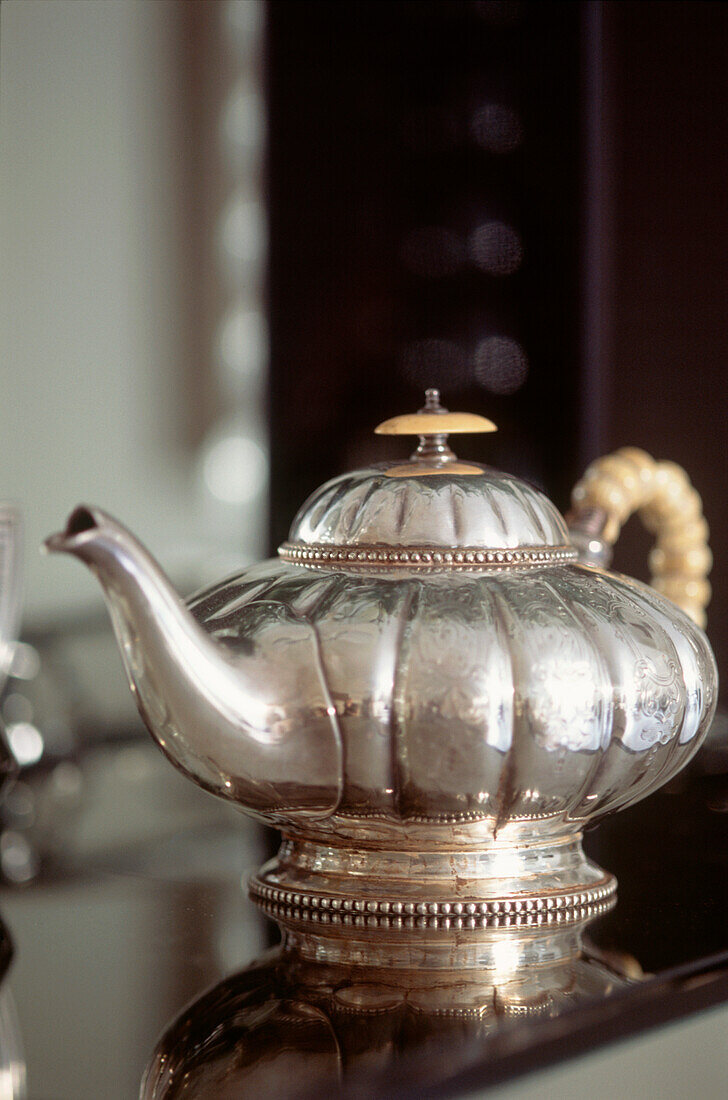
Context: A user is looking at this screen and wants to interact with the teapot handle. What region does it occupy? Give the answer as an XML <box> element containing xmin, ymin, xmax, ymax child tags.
<box><xmin>567</xmin><ymin>448</ymin><xmax>711</xmax><ymax>629</ymax></box>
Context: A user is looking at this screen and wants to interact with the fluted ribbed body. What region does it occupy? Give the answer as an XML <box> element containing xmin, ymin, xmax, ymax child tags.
<box><xmin>289</xmin><ymin>464</ymin><xmax>569</xmax><ymax>550</ymax></box>
<box><xmin>189</xmin><ymin>556</ymin><xmax>717</xmax><ymax>834</ymax></box>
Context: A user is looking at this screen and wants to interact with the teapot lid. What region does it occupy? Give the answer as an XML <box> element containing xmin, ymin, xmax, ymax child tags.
<box><xmin>279</xmin><ymin>390</ymin><xmax>576</xmax><ymax>571</ymax></box>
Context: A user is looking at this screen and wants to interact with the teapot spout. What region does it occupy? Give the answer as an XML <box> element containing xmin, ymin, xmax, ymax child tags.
<box><xmin>45</xmin><ymin>507</ymin><xmax>343</xmax><ymax>821</ymax></box>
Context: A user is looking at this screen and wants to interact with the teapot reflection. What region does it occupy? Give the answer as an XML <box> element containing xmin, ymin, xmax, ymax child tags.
<box><xmin>141</xmin><ymin>895</ymin><xmax>639</xmax><ymax>1100</ymax></box>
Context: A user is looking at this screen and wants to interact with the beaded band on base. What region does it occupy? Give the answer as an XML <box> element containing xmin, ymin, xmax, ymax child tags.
<box><xmin>249</xmin><ymin>875</ymin><xmax>616</xmax><ymax>931</ymax></box>
<box><xmin>278</xmin><ymin>542</ymin><xmax>578</xmax><ymax>571</ymax></box>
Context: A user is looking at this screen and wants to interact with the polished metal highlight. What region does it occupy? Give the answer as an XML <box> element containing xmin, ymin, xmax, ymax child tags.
<box><xmin>44</xmin><ymin>397</ymin><xmax>719</xmax><ymax>916</ymax></box>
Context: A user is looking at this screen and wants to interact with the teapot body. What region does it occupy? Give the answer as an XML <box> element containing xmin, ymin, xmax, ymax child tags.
<box><xmin>190</xmin><ymin>548</ymin><xmax>715</xmax><ymax>926</ymax></box>
<box><xmin>191</xmin><ymin>556</ymin><xmax>716</xmax><ymax>833</ymax></box>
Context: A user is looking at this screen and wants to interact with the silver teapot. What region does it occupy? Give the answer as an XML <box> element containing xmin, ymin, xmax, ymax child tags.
<box><xmin>45</xmin><ymin>391</ymin><xmax>717</xmax><ymax>924</ymax></box>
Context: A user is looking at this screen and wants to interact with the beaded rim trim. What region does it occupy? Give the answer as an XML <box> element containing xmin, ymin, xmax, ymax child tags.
<box><xmin>249</xmin><ymin>876</ymin><xmax>616</xmax><ymax>931</ymax></box>
<box><xmin>278</xmin><ymin>542</ymin><xmax>577</xmax><ymax>571</ymax></box>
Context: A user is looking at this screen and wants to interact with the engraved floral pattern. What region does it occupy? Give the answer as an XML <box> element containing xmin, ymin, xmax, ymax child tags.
<box><xmin>633</xmin><ymin>656</ymin><xmax>681</xmax><ymax>746</ymax></box>
<box><xmin>407</xmin><ymin>622</ymin><xmax>490</xmax><ymax>726</ymax></box>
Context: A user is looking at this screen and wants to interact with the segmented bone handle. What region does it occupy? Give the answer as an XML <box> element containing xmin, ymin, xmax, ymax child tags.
<box><xmin>569</xmin><ymin>448</ymin><xmax>711</xmax><ymax>629</ymax></box>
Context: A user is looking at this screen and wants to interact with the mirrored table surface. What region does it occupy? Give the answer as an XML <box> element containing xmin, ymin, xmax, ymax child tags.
<box><xmin>0</xmin><ymin>721</ymin><xmax>726</xmax><ymax>1100</ymax></box>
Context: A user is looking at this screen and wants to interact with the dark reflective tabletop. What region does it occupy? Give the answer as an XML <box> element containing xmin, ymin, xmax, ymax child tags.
<box><xmin>0</xmin><ymin>718</ymin><xmax>727</xmax><ymax>1100</ymax></box>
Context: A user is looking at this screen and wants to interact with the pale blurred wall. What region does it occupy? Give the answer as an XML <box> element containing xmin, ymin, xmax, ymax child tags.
<box><xmin>0</xmin><ymin>0</ymin><xmax>221</xmax><ymax>627</ymax></box>
<box><xmin>483</xmin><ymin>997</ymin><xmax>728</xmax><ymax>1100</ymax></box>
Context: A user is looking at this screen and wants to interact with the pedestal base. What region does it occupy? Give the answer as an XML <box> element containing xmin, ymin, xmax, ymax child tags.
<box><xmin>249</xmin><ymin>830</ymin><xmax>616</xmax><ymax>934</ymax></box>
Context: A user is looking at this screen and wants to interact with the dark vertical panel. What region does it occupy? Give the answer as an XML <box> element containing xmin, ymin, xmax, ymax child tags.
<box><xmin>606</xmin><ymin>0</ymin><xmax>728</xmax><ymax>676</ymax></box>
<box><xmin>266</xmin><ymin>0</ymin><xmax>584</xmax><ymax>549</ymax></box>
<box><xmin>580</xmin><ymin>0</ymin><xmax>614</xmax><ymax>464</ymax></box>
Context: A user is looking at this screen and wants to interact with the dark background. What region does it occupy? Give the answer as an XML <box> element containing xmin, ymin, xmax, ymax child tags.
<box><xmin>265</xmin><ymin>0</ymin><xmax>728</xmax><ymax>680</ymax></box>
